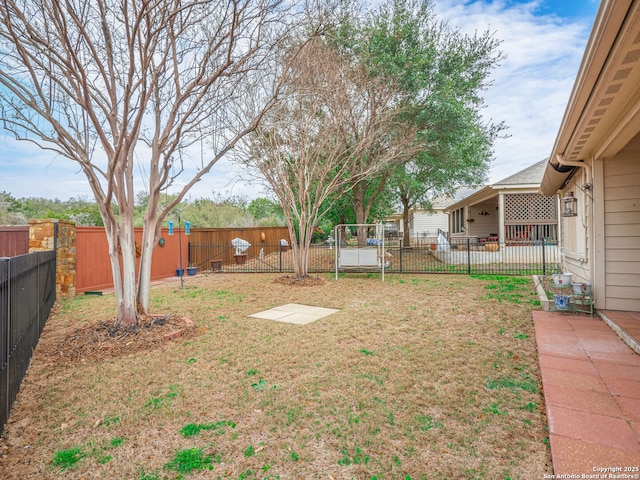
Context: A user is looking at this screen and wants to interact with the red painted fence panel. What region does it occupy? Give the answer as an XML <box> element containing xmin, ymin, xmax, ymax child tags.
<box><xmin>0</xmin><ymin>226</ymin><xmax>29</xmax><ymax>257</ymax></box>
<box><xmin>75</xmin><ymin>227</ymin><xmax>188</xmax><ymax>293</ymax></box>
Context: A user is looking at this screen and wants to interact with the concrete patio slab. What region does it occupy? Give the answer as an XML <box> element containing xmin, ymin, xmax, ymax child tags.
<box><xmin>533</xmin><ymin>310</ymin><xmax>640</xmax><ymax>476</ymax></box>
<box><xmin>248</xmin><ymin>303</ymin><xmax>339</xmax><ymax>325</ymax></box>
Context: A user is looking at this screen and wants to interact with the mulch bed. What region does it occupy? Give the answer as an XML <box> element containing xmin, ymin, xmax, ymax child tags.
<box><xmin>272</xmin><ymin>275</ymin><xmax>326</xmax><ymax>286</ymax></box>
<box><xmin>37</xmin><ymin>314</ymin><xmax>198</xmax><ymax>364</ymax></box>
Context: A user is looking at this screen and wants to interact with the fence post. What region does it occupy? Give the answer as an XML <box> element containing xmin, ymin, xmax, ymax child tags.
<box><xmin>400</xmin><ymin>244</ymin><xmax>403</xmax><ymax>273</ymax></box>
<box><xmin>542</xmin><ymin>238</ymin><xmax>546</xmax><ymax>275</ymax></box>
<box><xmin>1</xmin><ymin>257</ymin><xmax>10</xmax><ymax>431</ymax></box>
<box><xmin>467</xmin><ymin>238</ymin><xmax>471</xmax><ymax>275</ymax></box>
<box><xmin>28</xmin><ymin>219</ymin><xmax>75</xmax><ymax>298</ymax></box>
<box><xmin>279</xmin><ymin>245</ymin><xmax>282</xmax><ymax>273</ymax></box>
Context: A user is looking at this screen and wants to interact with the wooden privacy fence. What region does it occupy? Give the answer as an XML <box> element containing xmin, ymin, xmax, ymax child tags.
<box><xmin>187</xmin><ymin>227</ymin><xmax>290</xmax><ymax>269</ymax></box>
<box><xmin>75</xmin><ymin>226</ymin><xmax>290</xmax><ymax>293</ymax></box>
<box><xmin>5</xmin><ymin>223</ymin><xmax>290</xmax><ymax>293</ymax></box>
<box><xmin>0</xmin><ymin>226</ymin><xmax>29</xmax><ymax>257</ymax></box>
<box><xmin>75</xmin><ymin>226</ymin><xmax>189</xmax><ymax>293</ymax></box>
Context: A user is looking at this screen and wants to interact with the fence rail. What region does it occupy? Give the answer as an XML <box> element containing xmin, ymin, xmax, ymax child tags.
<box><xmin>1</xmin><ymin>251</ymin><xmax>56</xmax><ymax>437</ymax></box>
<box><xmin>188</xmin><ymin>240</ymin><xmax>560</xmax><ymax>276</ymax></box>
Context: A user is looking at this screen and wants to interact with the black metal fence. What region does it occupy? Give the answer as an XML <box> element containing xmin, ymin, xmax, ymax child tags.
<box><xmin>1</xmin><ymin>251</ymin><xmax>56</xmax><ymax>437</ymax></box>
<box><xmin>189</xmin><ymin>240</ymin><xmax>560</xmax><ymax>276</ymax></box>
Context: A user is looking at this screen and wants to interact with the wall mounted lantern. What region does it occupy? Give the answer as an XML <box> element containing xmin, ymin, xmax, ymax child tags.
<box><xmin>562</xmin><ymin>191</ymin><xmax>577</xmax><ymax>217</ymax></box>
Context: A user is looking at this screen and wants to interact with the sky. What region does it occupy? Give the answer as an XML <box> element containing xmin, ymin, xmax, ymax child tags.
<box><xmin>0</xmin><ymin>0</ymin><xmax>601</xmax><ymax>202</ymax></box>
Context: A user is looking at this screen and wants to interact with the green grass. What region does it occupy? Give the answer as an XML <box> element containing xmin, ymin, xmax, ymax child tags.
<box><xmin>51</xmin><ymin>447</ymin><xmax>86</xmax><ymax>470</ymax></box>
<box><xmin>136</xmin><ymin>471</ymin><xmax>162</xmax><ymax>480</ymax></box>
<box><xmin>143</xmin><ymin>384</ymin><xmax>180</xmax><ymax>411</ymax></box>
<box><xmin>416</xmin><ymin>414</ymin><xmax>444</xmax><ymax>431</ymax></box>
<box><xmin>101</xmin><ymin>415</ymin><xmax>121</xmax><ymax>427</ymax></box>
<box><xmin>338</xmin><ymin>446</ymin><xmax>370</xmax><ymax>466</ymax></box>
<box><xmin>179</xmin><ymin>420</ymin><xmax>236</xmax><ymax>438</ymax></box>
<box><xmin>486</xmin><ymin>375</ymin><xmax>539</xmax><ymax>394</ymax></box>
<box><xmin>163</xmin><ymin>447</ymin><xmax>216</xmax><ymax>474</ymax></box>
<box><xmin>7</xmin><ymin>273</ymin><xmax>551</xmax><ymax>479</ymax></box>
<box><xmin>472</xmin><ymin>275</ymin><xmax>539</xmax><ymax>305</ymax></box>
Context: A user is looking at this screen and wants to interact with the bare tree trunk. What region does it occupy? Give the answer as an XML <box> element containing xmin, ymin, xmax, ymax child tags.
<box><xmin>116</xmin><ymin>217</ymin><xmax>139</xmax><ymax>329</ymax></box>
<box><xmin>137</xmin><ymin>181</ymin><xmax>163</xmax><ymax>315</ymax></box>
<box><xmin>104</xmin><ymin>223</ymin><xmax>124</xmax><ymax>323</ymax></box>
<box><xmin>289</xmin><ymin>216</ymin><xmax>314</xmax><ymax>278</ymax></box>
<box><xmin>137</xmin><ymin>221</ymin><xmax>161</xmax><ymax>315</ymax></box>
<box><xmin>401</xmin><ymin>196</ymin><xmax>412</xmax><ymax>248</ymax></box>
<box><xmin>353</xmin><ymin>182</ymin><xmax>371</xmax><ymax>246</ymax></box>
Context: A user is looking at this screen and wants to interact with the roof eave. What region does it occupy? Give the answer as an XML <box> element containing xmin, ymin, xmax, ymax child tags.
<box><xmin>541</xmin><ymin>0</ymin><xmax>635</xmax><ymax>194</ymax></box>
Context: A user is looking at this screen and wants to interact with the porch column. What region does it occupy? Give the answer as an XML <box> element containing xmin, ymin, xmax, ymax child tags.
<box><xmin>498</xmin><ymin>193</ymin><xmax>505</xmax><ymax>244</ymax></box>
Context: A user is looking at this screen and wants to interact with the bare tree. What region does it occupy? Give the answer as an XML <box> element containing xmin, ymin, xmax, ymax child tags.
<box><xmin>241</xmin><ymin>38</ymin><xmax>421</xmax><ymax>278</ymax></box>
<box><xmin>0</xmin><ymin>0</ymin><xmax>302</xmax><ymax>328</ymax></box>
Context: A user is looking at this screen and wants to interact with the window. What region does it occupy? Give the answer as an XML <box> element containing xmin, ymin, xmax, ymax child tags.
<box><xmin>451</xmin><ymin>208</ymin><xmax>465</xmax><ymax>234</ymax></box>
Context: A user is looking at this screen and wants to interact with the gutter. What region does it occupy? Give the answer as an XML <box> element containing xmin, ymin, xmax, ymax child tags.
<box><xmin>555</xmin><ymin>154</ymin><xmax>592</xmax><ymax>185</ymax></box>
<box><xmin>539</xmin><ymin>154</ymin><xmax>593</xmax><ymax>196</ymax></box>
<box><xmin>539</xmin><ymin>158</ymin><xmax>575</xmax><ymax>196</ymax></box>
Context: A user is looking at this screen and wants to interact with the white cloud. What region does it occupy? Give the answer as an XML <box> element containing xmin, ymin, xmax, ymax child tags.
<box><xmin>433</xmin><ymin>0</ymin><xmax>592</xmax><ymax>182</ymax></box>
<box><xmin>0</xmin><ymin>0</ymin><xmax>595</xmax><ymax>199</ymax></box>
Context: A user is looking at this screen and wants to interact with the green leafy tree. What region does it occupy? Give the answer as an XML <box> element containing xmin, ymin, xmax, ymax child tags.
<box><xmin>390</xmin><ymin>114</ymin><xmax>498</xmax><ymax>246</ymax></box>
<box><xmin>0</xmin><ymin>191</ymin><xmax>26</xmax><ymax>225</ymax></box>
<box><xmin>1</xmin><ymin>194</ymin><xmax>104</xmax><ymax>226</ymax></box>
<box><xmin>180</xmin><ymin>196</ymin><xmax>253</xmax><ymax>228</ymax></box>
<box><xmin>247</xmin><ymin>198</ymin><xmax>285</xmax><ymax>226</ymax></box>
<box><xmin>333</xmin><ymin>0</ymin><xmax>504</xmax><ymax>244</ymax></box>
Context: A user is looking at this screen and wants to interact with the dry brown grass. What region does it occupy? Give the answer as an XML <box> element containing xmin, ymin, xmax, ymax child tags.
<box><xmin>0</xmin><ymin>273</ymin><xmax>551</xmax><ymax>479</ymax></box>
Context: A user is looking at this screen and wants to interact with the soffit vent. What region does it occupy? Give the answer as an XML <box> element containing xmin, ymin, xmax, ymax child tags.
<box><xmin>613</xmin><ymin>67</ymin><xmax>632</xmax><ymax>80</ymax></box>
<box><xmin>605</xmin><ymin>83</ymin><xmax>622</xmax><ymax>94</ymax></box>
<box><xmin>621</xmin><ymin>49</ymin><xmax>640</xmax><ymax>64</ymax></box>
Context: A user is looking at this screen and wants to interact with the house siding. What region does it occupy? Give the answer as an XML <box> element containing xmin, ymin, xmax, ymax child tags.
<box><xmin>410</xmin><ymin>211</ymin><xmax>448</xmax><ymax>243</ymax></box>
<box><xmin>603</xmin><ymin>151</ymin><xmax>640</xmax><ymax>311</ymax></box>
<box><xmin>467</xmin><ymin>200</ymin><xmax>498</xmax><ymax>238</ymax></box>
<box><xmin>562</xmin><ymin>167</ymin><xmax>590</xmax><ymax>280</ymax></box>
<box><xmin>562</xmin><ymin>170</ymin><xmax>593</xmax><ymax>271</ymax></box>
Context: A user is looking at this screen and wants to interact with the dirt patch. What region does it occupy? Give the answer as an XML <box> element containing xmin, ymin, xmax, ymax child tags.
<box><xmin>272</xmin><ymin>274</ymin><xmax>326</xmax><ymax>286</ymax></box>
<box><xmin>37</xmin><ymin>314</ymin><xmax>198</xmax><ymax>363</ymax></box>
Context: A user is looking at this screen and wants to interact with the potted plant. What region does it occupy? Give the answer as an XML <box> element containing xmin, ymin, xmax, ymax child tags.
<box><xmin>485</xmin><ymin>242</ymin><xmax>499</xmax><ymax>252</ymax></box>
<box><xmin>231</xmin><ymin>237</ymin><xmax>250</xmax><ymax>264</ymax></box>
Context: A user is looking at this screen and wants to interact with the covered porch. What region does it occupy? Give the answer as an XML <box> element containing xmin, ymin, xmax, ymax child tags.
<box><xmin>447</xmin><ymin>190</ymin><xmax>559</xmax><ymax>246</ymax></box>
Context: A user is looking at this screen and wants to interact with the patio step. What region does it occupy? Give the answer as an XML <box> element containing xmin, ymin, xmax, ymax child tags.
<box><xmin>599</xmin><ymin>310</ymin><xmax>640</xmax><ymax>355</ymax></box>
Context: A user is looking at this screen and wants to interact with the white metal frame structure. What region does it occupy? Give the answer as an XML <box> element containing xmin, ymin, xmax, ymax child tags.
<box><xmin>334</xmin><ymin>223</ymin><xmax>385</xmax><ymax>281</ymax></box>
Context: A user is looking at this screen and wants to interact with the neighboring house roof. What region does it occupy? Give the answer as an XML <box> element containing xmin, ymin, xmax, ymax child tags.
<box><xmin>429</xmin><ymin>187</ymin><xmax>481</xmax><ymax>210</ymax></box>
<box><xmin>540</xmin><ymin>0</ymin><xmax>640</xmax><ymax>194</ymax></box>
<box><xmin>444</xmin><ymin>159</ymin><xmax>548</xmax><ymax>211</ymax></box>
<box><xmin>493</xmin><ymin>158</ymin><xmax>547</xmax><ymax>187</ymax></box>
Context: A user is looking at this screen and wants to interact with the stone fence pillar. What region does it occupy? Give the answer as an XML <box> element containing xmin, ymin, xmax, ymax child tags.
<box><xmin>29</xmin><ymin>219</ymin><xmax>76</xmax><ymax>298</ymax></box>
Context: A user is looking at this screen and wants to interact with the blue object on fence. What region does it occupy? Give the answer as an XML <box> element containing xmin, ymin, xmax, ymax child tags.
<box><xmin>169</xmin><ymin>220</ymin><xmax>174</xmax><ymax>235</ymax></box>
<box><xmin>185</xmin><ymin>221</ymin><xmax>190</xmax><ymax>235</ymax></box>
<box><xmin>367</xmin><ymin>238</ymin><xmax>382</xmax><ymax>246</ymax></box>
